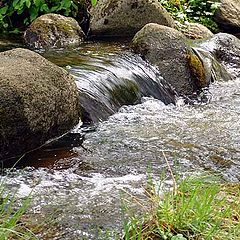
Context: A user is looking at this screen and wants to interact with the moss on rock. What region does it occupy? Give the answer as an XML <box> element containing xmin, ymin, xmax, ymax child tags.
<box><xmin>24</xmin><ymin>13</ymin><xmax>85</xmax><ymax>50</ymax></box>
<box><xmin>187</xmin><ymin>51</ymin><xmax>207</xmax><ymax>88</ymax></box>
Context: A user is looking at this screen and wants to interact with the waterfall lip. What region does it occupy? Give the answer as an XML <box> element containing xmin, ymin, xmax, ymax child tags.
<box><xmin>68</xmin><ymin>50</ymin><xmax>177</xmax><ymax>124</ymax></box>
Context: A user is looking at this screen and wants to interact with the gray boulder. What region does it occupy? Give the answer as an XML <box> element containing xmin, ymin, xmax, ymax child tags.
<box><xmin>24</xmin><ymin>13</ymin><xmax>85</xmax><ymax>50</ymax></box>
<box><xmin>132</xmin><ymin>23</ymin><xmax>209</xmax><ymax>96</ymax></box>
<box><xmin>214</xmin><ymin>0</ymin><xmax>240</xmax><ymax>34</ymax></box>
<box><xmin>177</xmin><ymin>22</ymin><xmax>213</xmax><ymax>40</ymax></box>
<box><xmin>0</xmin><ymin>48</ymin><xmax>80</xmax><ymax>161</ymax></box>
<box><xmin>90</xmin><ymin>0</ymin><xmax>175</xmax><ymax>37</ymax></box>
<box><xmin>199</xmin><ymin>33</ymin><xmax>240</xmax><ymax>78</ymax></box>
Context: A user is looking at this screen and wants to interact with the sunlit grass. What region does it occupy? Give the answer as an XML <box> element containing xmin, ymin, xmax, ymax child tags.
<box><xmin>0</xmin><ymin>182</ymin><xmax>37</xmax><ymax>240</ymax></box>
<box><xmin>122</xmin><ymin>175</ymin><xmax>240</xmax><ymax>240</ymax></box>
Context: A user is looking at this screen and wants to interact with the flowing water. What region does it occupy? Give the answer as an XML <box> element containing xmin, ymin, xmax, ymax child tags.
<box><xmin>0</xmin><ymin>40</ymin><xmax>240</xmax><ymax>239</ymax></box>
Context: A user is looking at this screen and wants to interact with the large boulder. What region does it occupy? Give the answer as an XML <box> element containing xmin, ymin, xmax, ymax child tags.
<box><xmin>199</xmin><ymin>33</ymin><xmax>240</xmax><ymax>78</ymax></box>
<box><xmin>24</xmin><ymin>14</ymin><xmax>85</xmax><ymax>50</ymax></box>
<box><xmin>132</xmin><ymin>23</ymin><xmax>209</xmax><ymax>96</ymax></box>
<box><xmin>0</xmin><ymin>48</ymin><xmax>80</xmax><ymax>161</ymax></box>
<box><xmin>90</xmin><ymin>0</ymin><xmax>175</xmax><ymax>37</ymax></box>
<box><xmin>214</xmin><ymin>0</ymin><xmax>240</xmax><ymax>34</ymax></box>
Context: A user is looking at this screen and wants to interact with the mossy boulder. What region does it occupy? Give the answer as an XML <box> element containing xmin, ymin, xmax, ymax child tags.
<box><xmin>0</xmin><ymin>48</ymin><xmax>80</xmax><ymax>161</ymax></box>
<box><xmin>90</xmin><ymin>0</ymin><xmax>175</xmax><ymax>37</ymax></box>
<box><xmin>132</xmin><ymin>23</ymin><xmax>209</xmax><ymax>96</ymax></box>
<box><xmin>24</xmin><ymin>13</ymin><xmax>85</xmax><ymax>50</ymax></box>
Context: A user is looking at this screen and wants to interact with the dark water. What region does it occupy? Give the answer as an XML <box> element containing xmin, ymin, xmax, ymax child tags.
<box><xmin>0</xmin><ymin>40</ymin><xmax>240</xmax><ymax>239</ymax></box>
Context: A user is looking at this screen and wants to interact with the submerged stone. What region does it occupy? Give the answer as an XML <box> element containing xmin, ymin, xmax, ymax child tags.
<box><xmin>24</xmin><ymin>13</ymin><xmax>85</xmax><ymax>50</ymax></box>
<box><xmin>0</xmin><ymin>48</ymin><xmax>80</xmax><ymax>161</ymax></box>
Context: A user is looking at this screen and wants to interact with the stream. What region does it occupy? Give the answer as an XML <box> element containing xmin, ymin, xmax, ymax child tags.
<box><xmin>0</xmin><ymin>39</ymin><xmax>240</xmax><ymax>239</ymax></box>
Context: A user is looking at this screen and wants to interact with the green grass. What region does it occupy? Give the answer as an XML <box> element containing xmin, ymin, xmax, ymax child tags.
<box><xmin>122</xmin><ymin>175</ymin><xmax>240</xmax><ymax>240</ymax></box>
<box><xmin>0</xmin><ymin>179</ymin><xmax>37</xmax><ymax>240</ymax></box>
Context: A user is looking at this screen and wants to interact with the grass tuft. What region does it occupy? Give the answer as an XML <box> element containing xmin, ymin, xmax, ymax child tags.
<box><xmin>123</xmin><ymin>175</ymin><xmax>240</xmax><ymax>240</ymax></box>
<box><xmin>0</xmin><ymin>182</ymin><xmax>37</xmax><ymax>240</ymax></box>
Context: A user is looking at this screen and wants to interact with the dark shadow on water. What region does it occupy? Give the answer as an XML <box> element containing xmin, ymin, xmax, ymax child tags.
<box><xmin>0</xmin><ymin>132</ymin><xmax>88</xmax><ymax>170</ymax></box>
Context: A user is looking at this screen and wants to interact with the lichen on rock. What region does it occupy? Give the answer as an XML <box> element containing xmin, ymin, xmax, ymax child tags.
<box><xmin>24</xmin><ymin>13</ymin><xmax>85</xmax><ymax>50</ymax></box>
<box><xmin>90</xmin><ymin>0</ymin><xmax>175</xmax><ymax>37</ymax></box>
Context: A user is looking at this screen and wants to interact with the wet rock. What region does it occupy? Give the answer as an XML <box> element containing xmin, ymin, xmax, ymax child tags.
<box><xmin>24</xmin><ymin>13</ymin><xmax>85</xmax><ymax>50</ymax></box>
<box><xmin>177</xmin><ymin>22</ymin><xmax>213</xmax><ymax>40</ymax></box>
<box><xmin>214</xmin><ymin>0</ymin><xmax>240</xmax><ymax>35</ymax></box>
<box><xmin>132</xmin><ymin>23</ymin><xmax>209</xmax><ymax>96</ymax></box>
<box><xmin>191</xmin><ymin>46</ymin><xmax>233</xmax><ymax>83</ymax></box>
<box><xmin>90</xmin><ymin>0</ymin><xmax>175</xmax><ymax>37</ymax></box>
<box><xmin>0</xmin><ymin>48</ymin><xmax>80</xmax><ymax>161</ymax></box>
<box><xmin>199</xmin><ymin>33</ymin><xmax>240</xmax><ymax>78</ymax></box>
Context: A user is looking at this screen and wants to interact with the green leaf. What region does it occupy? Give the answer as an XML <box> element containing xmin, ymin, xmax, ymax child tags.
<box><xmin>17</xmin><ymin>8</ymin><xmax>25</xmax><ymax>14</ymax></box>
<box><xmin>0</xmin><ymin>6</ymin><xmax>8</xmax><ymax>15</ymax></box>
<box><xmin>91</xmin><ymin>0</ymin><xmax>97</xmax><ymax>7</ymax></box>
<box><xmin>3</xmin><ymin>22</ymin><xmax>8</xmax><ymax>28</ymax></box>
<box><xmin>61</xmin><ymin>0</ymin><xmax>72</xmax><ymax>10</ymax></box>
<box><xmin>12</xmin><ymin>0</ymin><xmax>20</xmax><ymax>8</ymax></box>
<box><xmin>33</xmin><ymin>0</ymin><xmax>43</xmax><ymax>8</ymax></box>
<box><xmin>40</xmin><ymin>3</ymin><xmax>50</xmax><ymax>12</ymax></box>
<box><xmin>72</xmin><ymin>2</ymin><xmax>78</xmax><ymax>11</ymax></box>
<box><xmin>23</xmin><ymin>17</ymin><xmax>29</xmax><ymax>24</ymax></box>
<box><xmin>26</xmin><ymin>0</ymin><xmax>31</xmax><ymax>8</ymax></box>
<box><xmin>50</xmin><ymin>6</ymin><xmax>60</xmax><ymax>12</ymax></box>
<box><xmin>29</xmin><ymin>6</ymin><xmax>39</xmax><ymax>22</ymax></box>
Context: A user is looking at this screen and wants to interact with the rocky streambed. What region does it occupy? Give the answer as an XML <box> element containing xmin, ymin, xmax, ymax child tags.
<box><xmin>0</xmin><ymin>39</ymin><xmax>239</xmax><ymax>239</ymax></box>
<box><xmin>0</xmin><ymin>0</ymin><xmax>240</xmax><ymax>239</ymax></box>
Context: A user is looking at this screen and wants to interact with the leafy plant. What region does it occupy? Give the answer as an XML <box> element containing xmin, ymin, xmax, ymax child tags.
<box><xmin>0</xmin><ymin>0</ymin><xmax>97</xmax><ymax>34</ymax></box>
<box><xmin>159</xmin><ymin>0</ymin><xmax>220</xmax><ymax>32</ymax></box>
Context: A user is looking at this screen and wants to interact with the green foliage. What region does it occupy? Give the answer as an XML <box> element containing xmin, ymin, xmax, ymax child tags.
<box><xmin>91</xmin><ymin>0</ymin><xmax>97</xmax><ymax>7</ymax></box>
<box><xmin>0</xmin><ymin>0</ymin><xmax>97</xmax><ymax>34</ymax></box>
<box><xmin>0</xmin><ymin>182</ymin><xmax>36</xmax><ymax>239</ymax></box>
<box><xmin>159</xmin><ymin>0</ymin><xmax>220</xmax><ymax>32</ymax></box>
<box><xmin>123</xmin><ymin>175</ymin><xmax>240</xmax><ymax>240</ymax></box>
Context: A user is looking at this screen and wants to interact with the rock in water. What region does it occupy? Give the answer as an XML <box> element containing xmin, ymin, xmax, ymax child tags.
<box><xmin>0</xmin><ymin>48</ymin><xmax>80</xmax><ymax>161</ymax></box>
<box><xmin>199</xmin><ymin>33</ymin><xmax>240</xmax><ymax>78</ymax></box>
<box><xmin>24</xmin><ymin>13</ymin><xmax>85</xmax><ymax>50</ymax></box>
<box><xmin>214</xmin><ymin>0</ymin><xmax>240</xmax><ymax>35</ymax></box>
<box><xmin>132</xmin><ymin>23</ymin><xmax>209</xmax><ymax>96</ymax></box>
<box><xmin>90</xmin><ymin>0</ymin><xmax>175</xmax><ymax>37</ymax></box>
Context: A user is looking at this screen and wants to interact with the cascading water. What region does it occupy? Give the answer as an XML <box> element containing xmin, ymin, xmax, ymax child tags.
<box><xmin>0</xmin><ymin>40</ymin><xmax>239</xmax><ymax>239</ymax></box>
<box><xmin>44</xmin><ymin>42</ymin><xmax>177</xmax><ymax>123</ymax></box>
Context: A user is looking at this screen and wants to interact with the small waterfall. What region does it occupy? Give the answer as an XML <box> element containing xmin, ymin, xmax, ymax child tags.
<box><xmin>45</xmin><ymin>46</ymin><xmax>177</xmax><ymax>123</ymax></box>
<box><xmin>1</xmin><ymin>40</ymin><xmax>240</xmax><ymax>239</ymax></box>
<box><xmin>192</xmin><ymin>46</ymin><xmax>233</xmax><ymax>83</ymax></box>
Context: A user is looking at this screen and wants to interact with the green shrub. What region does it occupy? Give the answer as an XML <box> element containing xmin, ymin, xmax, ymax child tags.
<box><xmin>0</xmin><ymin>0</ymin><xmax>97</xmax><ymax>34</ymax></box>
<box><xmin>159</xmin><ymin>0</ymin><xmax>220</xmax><ymax>32</ymax></box>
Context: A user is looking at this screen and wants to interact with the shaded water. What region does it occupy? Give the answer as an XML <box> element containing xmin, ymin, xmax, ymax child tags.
<box><xmin>1</xmin><ymin>41</ymin><xmax>240</xmax><ymax>239</ymax></box>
